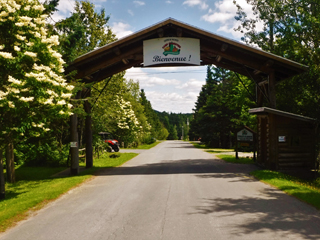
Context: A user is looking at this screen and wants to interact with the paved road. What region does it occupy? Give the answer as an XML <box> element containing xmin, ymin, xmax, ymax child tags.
<box><xmin>1</xmin><ymin>141</ymin><xmax>320</xmax><ymax>240</ymax></box>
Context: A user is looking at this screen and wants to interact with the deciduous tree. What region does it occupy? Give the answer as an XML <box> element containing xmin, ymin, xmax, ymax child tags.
<box><xmin>0</xmin><ymin>0</ymin><xmax>74</xmax><ymax>183</ymax></box>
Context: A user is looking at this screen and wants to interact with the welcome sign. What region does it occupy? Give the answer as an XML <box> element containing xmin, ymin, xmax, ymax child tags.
<box><xmin>143</xmin><ymin>37</ymin><xmax>200</xmax><ymax>67</ymax></box>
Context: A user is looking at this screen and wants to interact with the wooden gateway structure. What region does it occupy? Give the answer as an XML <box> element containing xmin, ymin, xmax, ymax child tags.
<box><xmin>66</xmin><ymin>18</ymin><xmax>313</xmax><ymax>174</ymax></box>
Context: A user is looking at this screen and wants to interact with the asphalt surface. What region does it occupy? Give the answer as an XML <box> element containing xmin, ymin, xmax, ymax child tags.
<box><xmin>1</xmin><ymin>141</ymin><xmax>320</xmax><ymax>240</ymax></box>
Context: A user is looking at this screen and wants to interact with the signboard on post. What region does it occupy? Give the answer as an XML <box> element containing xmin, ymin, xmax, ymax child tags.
<box><xmin>235</xmin><ymin>126</ymin><xmax>256</xmax><ymax>160</ymax></box>
<box><xmin>143</xmin><ymin>37</ymin><xmax>200</xmax><ymax>67</ymax></box>
<box><xmin>237</xmin><ymin>129</ymin><xmax>254</xmax><ymax>142</ymax></box>
<box><xmin>70</xmin><ymin>142</ymin><xmax>78</xmax><ymax>148</ymax></box>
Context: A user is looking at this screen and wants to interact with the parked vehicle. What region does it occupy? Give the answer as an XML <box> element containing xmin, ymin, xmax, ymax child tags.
<box><xmin>98</xmin><ymin>132</ymin><xmax>120</xmax><ymax>152</ymax></box>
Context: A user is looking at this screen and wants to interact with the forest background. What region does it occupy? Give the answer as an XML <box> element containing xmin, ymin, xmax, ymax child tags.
<box><xmin>1</xmin><ymin>0</ymin><xmax>320</xmax><ymax>184</ymax></box>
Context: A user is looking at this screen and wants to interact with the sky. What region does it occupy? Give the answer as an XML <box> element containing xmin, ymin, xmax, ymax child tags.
<box><xmin>50</xmin><ymin>0</ymin><xmax>255</xmax><ymax>113</ymax></box>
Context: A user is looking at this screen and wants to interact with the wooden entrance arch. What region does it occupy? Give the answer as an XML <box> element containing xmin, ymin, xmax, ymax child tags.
<box><xmin>66</xmin><ymin>18</ymin><xmax>308</xmax><ymax>174</ymax></box>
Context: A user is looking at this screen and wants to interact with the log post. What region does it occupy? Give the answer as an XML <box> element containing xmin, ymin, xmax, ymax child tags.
<box><xmin>268</xmin><ymin>70</ymin><xmax>276</xmax><ymax>108</ymax></box>
<box><xmin>268</xmin><ymin>113</ymin><xmax>278</xmax><ymax>170</ymax></box>
<box><xmin>84</xmin><ymin>88</ymin><xmax>93</xmax><ymax>168</ymax></box>
<box><xmin>70</xmin><ymin>113</ymin><xmax>79</xmax><ymax>175</ymax></box>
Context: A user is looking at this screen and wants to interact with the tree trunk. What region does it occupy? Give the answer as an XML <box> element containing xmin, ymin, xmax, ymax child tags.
<box><xmin>5</xmin><ymin>137</ymin><xmax>15</xmax><ymax>183</ymax></box>
<box><xmin>0</xmin><ymin>149</ymin><xmax>5</xmax><ymax>199</ymax></box>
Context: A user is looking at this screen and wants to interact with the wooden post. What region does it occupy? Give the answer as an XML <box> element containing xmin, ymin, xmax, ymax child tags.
<box><xmin>256</xmin><ymin>85</ymin><xmax>263</xmax><ymax>107</ymax></box>
<box><xmin>84</xmin><ymin>88</ymin><xmax>93</xmax><ymax>168</ymax></box>
<box><xmin>70</xmin><ymin>113</ymin><xmax>79</xmax><ymax>175</ymax></box>
<box><xmin>235</xmin><ymin>137</ymin><xmax>239</xmax><ymax>159</ymax></box>
<box><xmin>268</xmin><ymin>113</ymin><xmax>278</xmax><ymax>170</ymax></box>
<box><xmin>268</xmin><ymin>70</ymin><xmax>276</xmax><ymax>108</ymax></box>
<box><xmin>0</xmin><ymin>150</ymin><xmax>5</xmax><ymax>199</ymax></box>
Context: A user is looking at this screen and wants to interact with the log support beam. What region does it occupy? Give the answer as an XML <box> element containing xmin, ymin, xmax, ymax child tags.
<box><xmin>268</xmin><ymin>70</ymin><xmax>277</xmax><ymax>108</ymax></box>
<box><xmin>70</xmin><ymin>113</ymin><xmax>79</xmax><ymax>175</ymax></box>
<box><xmin>84</xmin><ymin>88</ymin><xmax>93</xmax><ymax>168</ymax></box>
<box><xmin>70</xmin><ymin>91</ymin><xmax>81</xmax><ymax>175</ymax></box>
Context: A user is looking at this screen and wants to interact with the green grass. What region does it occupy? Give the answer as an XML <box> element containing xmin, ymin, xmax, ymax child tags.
<box><xmin>216</xmin><ymin>154</ymin><xmax>255</xmax><ymax>164</ymax></box>
<box><xmin>125</xmin><ymin>141</ymin><xmax>162</xmax><ymax>150</ymax></box>
<box><xmin>190</xmin><ymin>142</ymin><xmax>210</xmax><ymax>149</ymax></box>
<box><xmin>190</xmin><ymin>142</ymin><xmax>234</xmax><ymax>153</ymax></box>
<box><xmin>206</xmin><ymin>149</ymin><xmax>234</xmax><ymax>153</ymax></box>
<box><xmin>216</xmin><ymin>154</ymin><xmax>320</xmax><ymax>210</ymax></box>
<box><xmin>250</xmin><ymin>170</ymin><xmax>320</xmax><ymax>210</ymax></box>
<box><xmin>0</xmin><ymin>152</ymin><xmax>138</xmax><ymax>232</ymax></box>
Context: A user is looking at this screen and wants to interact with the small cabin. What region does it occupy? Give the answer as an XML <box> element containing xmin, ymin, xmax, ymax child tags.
<box><xmin>249</xmin><ymin>107</ymin><xmax>317</xmax><ymax>170</ymax></box>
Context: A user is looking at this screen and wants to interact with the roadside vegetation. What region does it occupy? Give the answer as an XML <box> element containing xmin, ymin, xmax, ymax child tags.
<box><xmin>216</xmin><ymin>154</ymin><xmax>255</xmax><ymax>165</ymax></box>
<box><xmin>0</xmin><ymin>0</ymin><xmax>190</xmax><ymax>200</ymax></box>
<box><xmin>0</xmin><ymin>152</ymin><xmax>137</xmax><ymax>232</ymax></box>
<box><xmin>192</xmin><ymin>142</ymin><xmax>320</xmax><ymax>210</ymax></box>
<box><xmin>217</xmin><ymin>152</ymin><xmax>320</xmax><ymax>210</ymax></box>
<box><xmin>250</xmin><ymin>170</ymin><xmax>320</xmax><ymax>210</ymax></box>
<box><xmin>132</xmin><ymin>141</ymin><xmax>162</xmax><ymax>150</ymax></box>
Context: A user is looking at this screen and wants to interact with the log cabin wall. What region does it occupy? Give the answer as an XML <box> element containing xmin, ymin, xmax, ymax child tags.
<box><xmin>250</xmin><ymin>107</ymin><xmax>316</xmax><ymax>171</ymax></box>
<box><xmin>275</xmin><ymin>115</ymin><xmax>315</xmax><ymax>170</ymax></box>
<box><xmin>257</xmin><ymin>115</ymin><xmax>268</xmax><ymax>167</ymax></box>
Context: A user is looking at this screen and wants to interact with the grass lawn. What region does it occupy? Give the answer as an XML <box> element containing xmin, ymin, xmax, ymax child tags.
<box><xmin>251</xmin><ymin>170</ymin><xmax>320</xmax><ymax>210</ymax></box>
<box><xmin>125</xmin><ymin>140</ymin><xmax>162</xmax><ymax>150</ymax></box>
<box><xmin>216</xmin><ymin>154</ymin><xmax>255</xmax><ymax>164</ymax></box>
<box><xmin>189</xmin><ymin>141</ymin><xmax>210</xmax><ymax>149</ymax></box>
<box><xmin>192</xmin><ymin>141</ymin><xmax>320</xmax><ymax>210</ymax></box>
<box><xmin>0</xmin><ymin>152</ymin><xmax>137</xmax><ymax>232</ymax></box>
<box><xmin>216</xmin><ymin>154</ymin><xmax>320</xmax><ymax>210</ymax></box>
<box><xmin>190</xmin><ymin>142</ymin><xmax>234</xmax><ymax>153</ymax></box>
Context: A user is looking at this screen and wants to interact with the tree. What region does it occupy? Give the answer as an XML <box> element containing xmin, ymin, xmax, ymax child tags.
<box><xmin>91</xmin><ymin>75</ymin><xmax>153</xmax><ymax>147</ymax></box>
<box><xmin>139</xmin><ymin>89</ymin><xmax>166</xmax><ymax>140</ymax></box>
<box><xmin>168</xmin><ymin>125</ymin><xmax>178</xmax><ymax>140</ymax></box>
<box><xmin>0</xmin><ymin>0</ymin><xmax>74</xmax><ymax>184</ymax></box>
<box><xmin>190</xmin><ymin>66</ymin><xmax>256</xmax><ymax>147</ymax></box>
<box><xmin>113</xmin><ymin>96</ymin><xmax>142</xmax><ymax>145</ymax></box>
<box><xmin>53</xmin><ymin>0</ymin><xmax>116</xmax><ymax>63</ymax></box>
<box><xmin>234</xmin><ymin>0</ymin><xmax>320</xmax><ymax>159</ymax></box>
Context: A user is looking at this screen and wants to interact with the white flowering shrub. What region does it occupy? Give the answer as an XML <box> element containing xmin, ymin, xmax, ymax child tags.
<box><xmin>114</xmin><ymin>96</ymin><xmax>142</xmax><ymax>144</ymax></box>
<box><xmin>0</xmin><ymin>0</ymin><xmax>74</xmax><ymax>140</ymax></box>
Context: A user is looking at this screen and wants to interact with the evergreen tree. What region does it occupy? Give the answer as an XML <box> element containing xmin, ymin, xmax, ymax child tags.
<box><xmin>139</xmin><ymin>89</ymin><xmax>167</xmax><ymax>140</ymax></box>
<box><xmin>53</xmin><ymin>1</ymin><xmax>116</xmax><ymax>63</ymax></box>
<box><xmin>190</xmin><ymin>66</ymin><xmax>255</xmax><ymax>147</ymax></box>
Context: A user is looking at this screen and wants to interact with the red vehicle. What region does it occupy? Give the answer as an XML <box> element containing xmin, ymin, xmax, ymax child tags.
<box><xmin>98</xmin><ymin>132</ymin><xmax>120</xmax><ymax>152</ymax></box>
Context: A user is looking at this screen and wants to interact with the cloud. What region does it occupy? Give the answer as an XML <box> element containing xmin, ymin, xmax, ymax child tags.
<box><xmin>142</xmin><ymin>77</ymin><xmax>180</xmax><ymax>87</ymax></box>
<box><xmin>125</xmin><ymin>67</ymin><xmax>205</xmax><ymax>113</ymax></box>
<box><xmin>183</xmin><ymin>0</ymin><xmax>208</xmax><ymax>10</ymax></box>
<box><xmin>201</xmin><ymin>0</ymin><xmax>257</xmax><ymax>38</ymax></box>
<box><xmin>111</xmin><ymin>22</ymin><xmax>134</xmax><ymax>39</ymax></box>
<box><xmin>176</xmin><ymin>78</ymin><xmax>204</xmax><ymax>92</ymax></box>
<box><xmin>128</xmin><ymin>9</ymin><xmax>134</xmax><ymax>16</ymax></box>
<box><xmin>133</xmin><ymin>1</ymin><xmax>145</xmax><ymax>6</ymax></box>
<box><xmin>145</xmin><ymin>91</ymin><xmax>197</xmax><ymax>113</ymax></box>
<box><xmin>125</xmin><ymin>68</ymin><xmax>180</xmax><ymax>87</ymax></box>
<box><xmin>166</xmin><ymin>1</ymin><xmax>173</xmax><ymax>4</ymax></box>
<box><xmin>39</xmin><ymin>0</ymin><xmax>75</xmax><ymax>22</ymax></box>
<box><xmin>202</xmin><ymin>11</ymin><xmax>234</xmax><ymax>24</ymax></box>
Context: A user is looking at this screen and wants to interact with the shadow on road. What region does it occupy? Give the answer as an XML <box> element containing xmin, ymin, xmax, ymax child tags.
<box><xmin>96</xmin><ymin>158</ymin><xmax>259</xmax><ymax>180</ymax></box>
<box><xmin>189</xmin><ymin>187</ymin><xmax>320</xmax><ymax>239</ymax></box>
